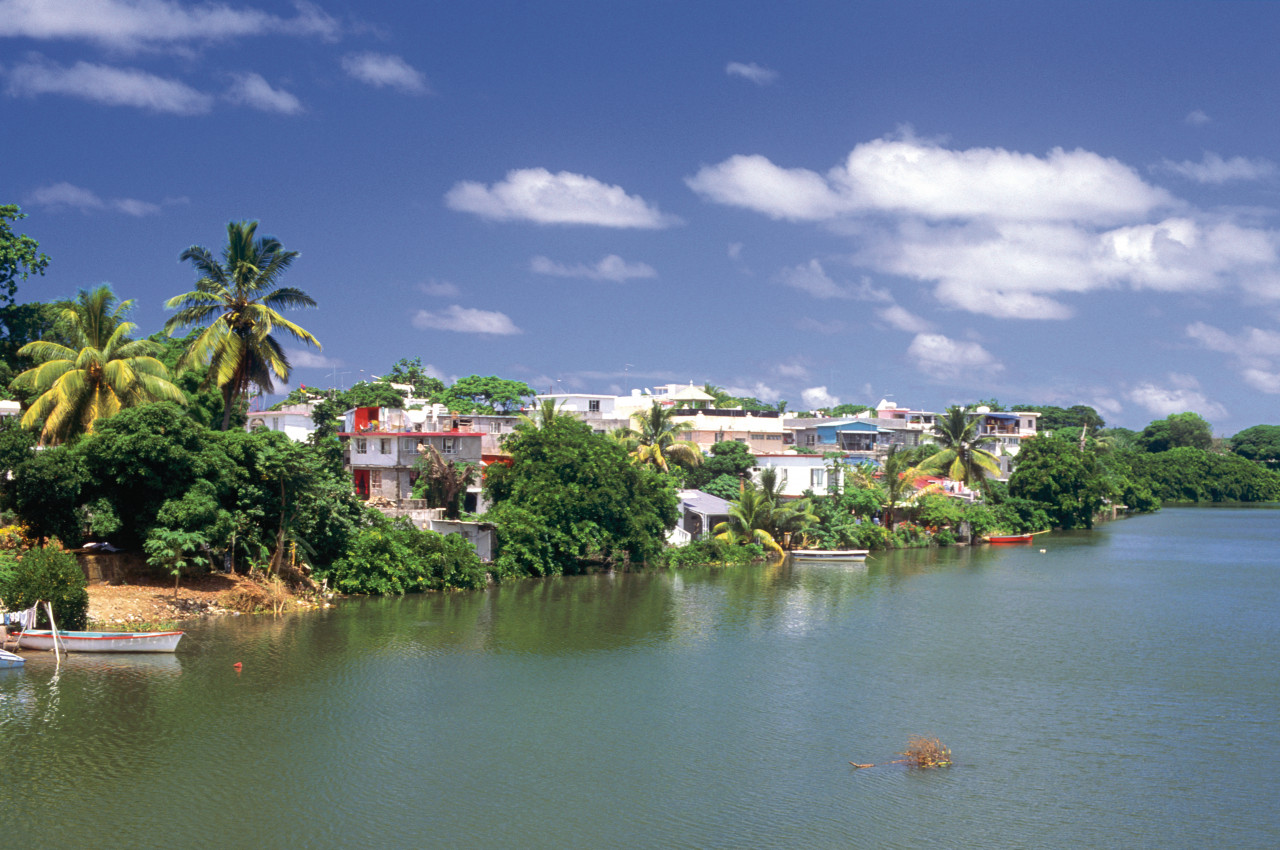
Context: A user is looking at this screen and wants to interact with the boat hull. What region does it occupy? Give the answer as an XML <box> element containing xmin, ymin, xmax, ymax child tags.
<box><xmin>986</xmin><ymin>534</ymin><xmax>1034</xmax><ymax>544</ymax></box>
<box><xmin>17</xmin><ymin>630</ymin><xmax>183</xmax><ymax>653</ymax></box>
<box><xmin>0</xmin><ymin>648</ymin><xmax>23</xmax><ymax>667</ymax></box>
<box><xmin>790</xmin><ymin>549</ymin><xmax>869</xmax><ymax>562</ymax></box>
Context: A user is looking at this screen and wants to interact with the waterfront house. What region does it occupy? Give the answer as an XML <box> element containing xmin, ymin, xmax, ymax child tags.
<box><xmin>247</xmin><ymin>404</ymin><xmax>317</xmax><ymax>442</ymax></box>
<box><xmin>674</xmin><ymin>489</ymin><xmax>733</xmax><ymax>543</ymax></box>
<box><xmin>751</xmin><ymin>453</ymin><xmax>853</xmax><ymax>498</ymax></box>
<box><xmin>338</xmin><ymin>406</ymin><xmax>484</xmax><ymax>504</ymax></box>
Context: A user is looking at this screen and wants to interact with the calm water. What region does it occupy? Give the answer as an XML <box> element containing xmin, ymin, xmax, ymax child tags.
<box><xmin>2</xmin><ymin>507</ymin><xmax>1278</xmax><ymax>849</ymax></box>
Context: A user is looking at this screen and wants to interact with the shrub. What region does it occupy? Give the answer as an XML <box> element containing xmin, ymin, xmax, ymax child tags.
<box><xmin>317</xmin><ymin>513</ymin><xmax>487</xmax><ymax>595</ymax></box>
<box><xmin>665</xmin><ymin>538</ymin><xmax>764</xmax><ymax>567</ymax></box>
<box><xmin>0</xmin><ymin>543</ymin><xmax>89</xmax><ymax>630</ymax></box>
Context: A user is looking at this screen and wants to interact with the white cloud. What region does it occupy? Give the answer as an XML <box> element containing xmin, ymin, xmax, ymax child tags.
<box><xmin>801</xmin><ymin>386</ymin><xmax>839</xmax><ymax>409</ymax></box>
<box><xmin>417</xmin><ymin>279</ymin><xmax>459</xmax><ymax>296</ymax></box>
<box><xmin>27</xmin><ymin>181</ymin><xmax>164</xmax><ymax>215</ymax></box>
<box><xmin>0</xmin><ymin>0</ymin><xmax>340</xmax><ymax>50</ymax></box>
<box><xmin>530</xmin><ymin>254</ymin><xmax>656</xmax><ymax>282</ymax></box>
<box><xmin>411</xmin><ymin>305</ymin><xmax>521</xmax><ymax>335</ymax></box>
<box><xmin>773</xmin><ymin>362</ymin><xmax>810</xmax><ymax>380</ymax></box>
<box><xmin>5</xmin><ymin>56</ymin><xmax>212</xmax><ymax>113</ymax></box>
<box><xmin>725</xmin><ymin>61</ymin><xmax>777</xmax><ymax>85</ymax></box>
<box><xmin>778</xmin><ymin>259</ymin><xmax>849</xmax><ymax>298</ymax></box>
<box><xmin>286</xmin><ymin>348</ymin><xmax>339</xmax><ymax>369</ymax></box>
<box><xmin>1185</xmin><ymin>109</ymin><xmax>1211</xmax><ymax>126</ymax></box>
<box><xmin>688</xmin><ymin>136</ymin><xmax>1173</xmax><ymax>224</ymax></box>
<box><xmin>1187</xmin><ymin>321</ymin><xmax>1280</xmax><ymax>394</ymax></box>
<box><xmin>1158</xmin><ymin>152</ymin><xmax>1277</xmax><ymax>184</ymax></box>
<box><xmin>447</xmin><ymin>168</ymin><xmax>678</xmax><ymax>229</ymax></box>
<box><xmin>225</xmin><ymin>72</ymin><xmax>302</xmax><ymax>114</ymax></box>
<box><xmin>725</xmin><ymin>382</ymin><xmax>780</xmax><ymax>403</ymax></box>
<box><xmin>906</xmin><ymin>333</ymin><xmax>1003</xmax><ymax>381</ymax></box>
<box><xmin>692</xmin><ymin>134</ymin><xmax>1280</xmax><ymax>320</ymax></box>
<box><xmin>876</xmin><ymin>304</ymin><xmax>932</xmax><ymax>333</ymax></box>
<box><xmin>1126</xmin><ymin>375</ymin><xmax>1226</xmax><ymax>419</ymax></box>
<box><xmin>341</xmin><ymin>52</ymin><xmax>428</xmax><ymax>95</ymax></box>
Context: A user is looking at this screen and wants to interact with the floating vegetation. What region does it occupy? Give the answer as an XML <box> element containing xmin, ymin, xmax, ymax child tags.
<box><xmin>850</xmin><ymin>736</ymin><xmax>952</xmax><ymax>769</ymax></box>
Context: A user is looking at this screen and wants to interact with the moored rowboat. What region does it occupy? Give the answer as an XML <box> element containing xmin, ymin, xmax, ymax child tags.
<box><xmin>0</xmin><ymin>647</ymin><xmax>23</xmax><ymax>668</ymax></box>
<box><xmin>984</xmin><ymin>534</ymin><xmax>1034</xmax><ymax>544</ymax></box>
<box><xmin>790</xmin><ymin>549</ymin><xmax>869</xmax><ymax>562</ymax></box>
<box><xmin>17</xmin><ymin>630</ymin><xmax>183</xmax><ymax>653</ymax></box>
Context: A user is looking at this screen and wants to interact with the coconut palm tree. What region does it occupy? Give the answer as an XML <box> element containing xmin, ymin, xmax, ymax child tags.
<box><xmin>624</xmin><ymin>401</ymin><xmax>703</xmax><ymax>472</ymax></box>
<box><xmin>920</xmin><ymin>406</ymin><xmax>1001</xmax><ymax>488</ymax></box>
<box><xmin>165</xmin><ymin>221</ymin><xmax>321</xmax><ymax>430</ymax></box>
<box><xmin>12</xmin><ymin>284</ymin><xmax>185</xmax><ymax>444</ymax></box>
<box><xmin>515</xmin><ymin>397</ymin><xmax>574</xmax><ymax>432</ymax></box>
<box><xmin>879</xmin><ymin>444</ymin><xmax>932</xmax><ymax>531</ymax></box>
<box><xmin>713</xmin><ymin>482</ymin><xmax>784</xmax><ymax>557</ymax></box>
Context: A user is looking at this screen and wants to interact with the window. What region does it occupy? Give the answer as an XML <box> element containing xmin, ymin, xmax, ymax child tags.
<box><xmin>402</xmin><ymin>438</ymin><xmax>419</xmax><ymax>454</ymax></box>
<box><xmin>380</xmin><ymin>438</ymin><xmax>391</xmax><ymax>454</ymax></box>
<box><xmin>805</xmin><ymin>434</ymin><xmax>816</xmax><ymax>446</ymax></box>
<box><xmin>811</xmin><ymin>468</ymin><xmax>825</xmax><ymax>487</ymax></box>
<box><xmin>443</xmin><ymin>437</ymin><xmax>457</xmax><ymax>454</ymax></box>
<box><xmin>370</xmin><ymin>470</ymin><xmax>382</xmax><ymax>489</ymax></box>
<box><xmin>271</xmin><ymin>417</ymin><xmax>279</xmax><ymax>430</ymax></box>
<box><xmin>355</xmin><ymin>438</ymin><xmax>367</xmax><ymax>454</ymax></box>
<box><xmin>588</xmin><ymin>399</ymin><xmax>601</xmax><ymax>412</ymax></box>
<box><xmin>489</xmin><ymin>421</ymin><xmax>503</xmax><ymax>433</ymax></box>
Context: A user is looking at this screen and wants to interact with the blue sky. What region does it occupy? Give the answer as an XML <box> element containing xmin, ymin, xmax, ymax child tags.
<box><xmin>4</xmin><ymin>1</ymin><xmax>1279</xmax><ymax>434</ymax></box>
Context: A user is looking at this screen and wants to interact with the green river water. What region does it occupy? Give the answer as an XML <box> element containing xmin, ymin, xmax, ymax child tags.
<box><xmin>2</xmin><ymin>506</ymin><xmax>1278</xmax><ymax>848</ymax></box>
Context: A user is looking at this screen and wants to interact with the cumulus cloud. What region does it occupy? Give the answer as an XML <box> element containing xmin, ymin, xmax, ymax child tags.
<box><xmin>446</xmin><ymin>168</ymin><xmax>678</xmax><ymax>229</ymax></box>
<box><xmin>801</xmin><ymin>386</ymin><xmax>839</xmax><ymax>409</ymax></box>
<box><xmin>411</xmin><ymin>305</ymin><xmax>521</xmax><ymax>335</ymax></box>
<box><xmin>341</xmin><ymin>52</ymin><xmax>429</xmax><ymax>95</ymax></box>
<box><xmin>0</xmin><ymin>0</ymin><xmax>340</xmax><ymax>50</ymax></box>
<box><xmin>5</xmin><ymin>56</ymin><xmax>212</xmax><ymax>113</ymax></box>
<box><xmin>725</xmin><ymin>61</ymin><xmax>777</xmax><ymax>85</ymax></box>
<box><xmin>225</xmin><ymin>72</ymin><xmax>302</xmax><ymax>114</ymax></box>
<box><xmin>530</xmin><ymin>254</ymin><xmax>656</xmax><ymax>282</ymax></box>
<box><xmin>26</xmin><ymin>181</ymin><xmax>164</xmax><ymax>215</ymax></box>
<box><xmin>1185</xmin><ymin>109</ymin><xmax>1211</xmax><ymax>126</ymax></box>
<box><xmin>688</xmin><ymin>137</ymin><xmax>1173</xmax><ymax>223</ymax></box>
<box><xmin>725</xmin><ymin>382</ymin><xmax>781</xmax><ymax>404</ymax></box>
<box><xmin>1158</xmin><ymin>152</ymin><xmax>1277</xmax><ymax>184</ymax></box>
<box><xmin>1127</xmin><ymin>375</ymin><xmax>1226</xmax><ymax>419</ymax></box>
<box><xmin>690</xmin><ymin>133</ymin><xmax>1280</xmax><ymax>320</ymax></box>
<box><xmin>906</xmin><ymin>333</ymin><xmax>1003</xmax><ymax>381</ymax></box>
<box><xmin>285</xmin><ymin>348</ymin><xmax>339</xmax><ymax>369</ymax></box>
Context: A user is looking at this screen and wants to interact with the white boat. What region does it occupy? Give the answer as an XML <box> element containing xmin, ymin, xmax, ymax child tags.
<box><xmin>790</xmin><ymin>549</ymin><xmax>869</xmax><ymax>562</ymax></box>
<box><xmin>17</xmin><ymin>630</ymin><xmax>184</xmax><ymax>653</ymax></box>
<box><xmin>0</xmin><ymin>647</ymin><xmax>23</xmax><ymax>668</ymax></box>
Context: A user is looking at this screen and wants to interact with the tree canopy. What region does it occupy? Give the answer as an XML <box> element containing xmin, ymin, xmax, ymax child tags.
<box><xmin>1011</xmin><ymin>404</ymin><xmax>1106</xmax><ymax>433</ymax></box>
<box><xmin>437</xmin><ymin>374</ymin><xmax>535</xmax><ymax>414</ymax></box>
<box><xmin>1137</xmin><ymin>412</ymin><xmax>1213</xmax><ymax>453</ymax></box>
<box><xmin>1229</xmin><ymin>424</ymin><xmax>1280</xmax><ymax>469</ymax></box>
<box><xmin>1007</xmin><ymin>433</ymin><xmax>1109</xmax><ymax>529</ymax></box>
<box><xmin>0</xmin><ymin>205</ymin><xmax>49</xmax><ymax>307</ymax></box>
<box><xmin>386</xmin><ymin>357</ymin><xmax>445</xmax><ymax>399</ymax></box>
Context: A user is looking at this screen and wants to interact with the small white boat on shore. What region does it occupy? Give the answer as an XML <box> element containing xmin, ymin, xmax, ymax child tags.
<box><xmin>790</xmin><ymin>549</ymin><xmax>869</xmax><ymax>563</ymax></box>
<box><xmin>17</xmin><ymin>630</ymin><xmax>184</xmax><ymax>653</ymax></box>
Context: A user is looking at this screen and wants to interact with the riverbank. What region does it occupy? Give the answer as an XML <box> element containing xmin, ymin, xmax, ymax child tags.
<box><xmin>86</xmin><ymin>572</ymin><xmax>311</xmax><ymax>626</ymax></box>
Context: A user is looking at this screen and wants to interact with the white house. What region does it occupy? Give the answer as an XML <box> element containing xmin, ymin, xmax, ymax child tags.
<box><xmin>247</xmin><ymin>405</ymin><xmax>316</xmax><ymax>442</ymax></box>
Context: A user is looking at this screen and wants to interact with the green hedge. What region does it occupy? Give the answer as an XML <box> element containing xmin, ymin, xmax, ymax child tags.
<box><xmin>0</xmin><ymin>545</ymin><xmax>89</xmax><ymax>630</ymax></box>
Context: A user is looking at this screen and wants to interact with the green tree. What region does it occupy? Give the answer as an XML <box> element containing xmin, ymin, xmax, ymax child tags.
<box><xmin>344</xmin><ymin>380</ymin><xmax>407</xmax><ymax>409</ymax></box>
<box><xmin>1007</xmin><ymin>434</ymin><xmax>1109</xmax><ymax>529</ymax></box>
<box><xmin>879</xmin><ymin>444</ymin><xmax>932</xmax><ymax>530</ymax></box>
<box><xmin>438</xmin><ymin>375</ymin><xmax>535</xmax><ymax>414</ymax></box>
<box><xmin>625</xmin><ymin>401</ymin><xmax>703</xmax><ymax>473</ymax></box>
<box><xmin>12</xmin><ymin>284</ymin><xmax>185</xmax><ymax>444</ymax></box>
<box><xmin>920</xmin><ymin>406</ymin><xmax>1002</xmax><ymax>487</ymax></box>
<box><xmin>1137</xmin><ymin>412</ymin><xmax>1213</xmax><ymax>453</ymax></box>
<box><xmin>483</xmin><ymin>416</ymin><xmax>677</xmax><ymax>576</ymax></box>
<box><xmin>412</xmin><ymin>443</ymin><xmax>477</xmax><ymax>519</ymax></box>
<box><xmin>0</xmin><ymin>205</ymin><xmax>49</xmax><ymax>306</ymax></box>
<box><xmin>1229</xmin><ymin>424</ymin><xmax>1280</xmax><ymax>469</ymax></box>
<box><xmin>713</xmin><ymin>483</ymin><xmax>785</xmax><ymax>557</ymax></box>
<box><xmin>1011</xmin><ymin>404</ymin><xmax>1105</xmax><ymax>433</ymax></box>
<box><xmin>386</xmin><ymin>357</ymin><xmax>445</xmax><ymax>399</ymax></box>
<box><xmin>685</xmin><ymin>439</ymin><xmax>755</xmax><ymax>490</ymax></box>
<box><xmin>165</xmin><ymin>220</ymin><xmax>322</xmax><ymax>431</ymax></box>
<box><xmin>0</xmin><ymin>544</ymin><xmax>88</xmax><ymax>630</ymax></box>
<box><xmin>829</xmin><ymin>403</ymin><xmax>871</xmax><ymax>417</ymax></box>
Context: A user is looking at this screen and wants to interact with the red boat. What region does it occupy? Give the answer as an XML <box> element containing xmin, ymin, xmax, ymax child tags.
<box><xmin>985</xmin><ymin>534</ymin><xmax>1034</xmax><ymax>544</ymax></box>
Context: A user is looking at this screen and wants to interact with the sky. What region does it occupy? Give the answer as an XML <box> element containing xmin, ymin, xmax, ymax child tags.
<box><xmin>3</xmin><ymin>0</ymin><xmax>1280</xmax><ymax>435</ymax></box>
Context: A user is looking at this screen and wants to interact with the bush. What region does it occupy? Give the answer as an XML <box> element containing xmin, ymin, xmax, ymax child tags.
<box><xmin>665</xmin><ymin>538</ymin><xmax>764</xmax><ymax>567</ymax></box>
<box><xmin>0</xmin><ymin>543</ymin><xmax>89</xmax><ymax>630</ymax></box>
<box><xmin>317</xmin><ymin>513</ymin><xmax>487</xmax><ymax>595</ymax></box>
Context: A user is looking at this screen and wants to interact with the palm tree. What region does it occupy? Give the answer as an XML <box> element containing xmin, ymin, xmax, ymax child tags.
<box><xmin>713</xmin><ymin>482</ymin><xmax>784</xmax><ymax>557</ymax></box>
<box><xmin>515</xmin><ymin>397</ymin><xmax>573</xmax><ymax>433</ymax></box>
<box><xmin>624</xmin><ymin>401</ymin><xmax>703</xmax><ymax>472</ymax></box>
<box><xmin>920</xmin><ymin>406</ymin><xmax>1002</xmax><ymax>488</ymax></box>
<box><xmin>12</xmin><ymin>284</ymin><xmax>185</xmax><ymax>444</ymax></box>
<box><xmin>879</xmin><ymin>444</ymin><xmax>930</xmax><ymax>530</ymax></box>
<box><xmin>165</xmin><ymin>221</ymin><xmax>321</xmax><ymax>430</ymax></box>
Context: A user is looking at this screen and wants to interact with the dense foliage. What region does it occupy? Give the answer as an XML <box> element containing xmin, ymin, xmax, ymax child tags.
<box><xmin>0</xmin><ymin>544</ymin><xmax>89</xmax><ymax>630</ymax></box>
<box><xmin>0</xmin><ymin>205</ymin><xmax>49</xmax><ymax>307</ymax></box>
<box><xmin>1137</xmin><ymin>412</ymin><xmax>1213</xmax><ymax>453</ymax></box>
<box><xmin>1008</xmin><ymin>433</ymin><xmax>1110</xmax><ymax>529</ymax></box>
<box><xmin>1229</xmin><ymin>424</ymin><xmax>1280</xmax><ymax>469</ymax></box>
<box><xmin>437</xmin><ymin>374</ymin><xmax>535</xmax><ymax>414</ymax></box>
<box><xmin>318</xmin><ymin>512</ymin><xmax>486</xmax><ymax>594</ymax></box>
<box><xmin>484</xmin><ymin>416</ymin><xmax>678</xmax><ymax>577</ymax></box>
<box><xmin>1131</xmin><ymin>447</ymin><xmax>1280</xmax><ymax>502</ymax></box>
